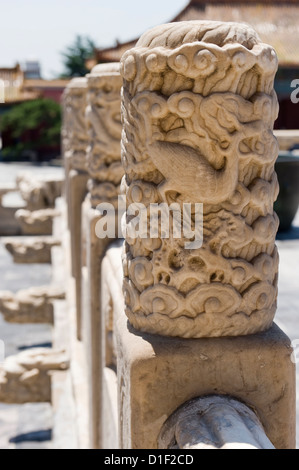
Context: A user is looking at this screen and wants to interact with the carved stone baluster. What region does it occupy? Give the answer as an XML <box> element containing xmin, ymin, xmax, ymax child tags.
<box><xmin>62</xmin><ymin>77</ymin><xmax>89</xmax><ymax>221</ymax></box>
<box><xmin>0</xmin><ymin>348</ymin><xmax>69</xmax><ymax>404</ymax></box>
<box><xmin>116</xmin><ymin>21</ymin><xmax>295</xmax><ymax>449</ymax></box>
<box><xmin>5</xmin><ymin>237</ymin><xmax>61</xmax><ymax>264</ymax></box>
<box><xmin>62</xmin><ymin>78</ymin><xmax>89</xmax><ymax>336</ymax></box>
<box><xmin>86</xmin><ymin>63</ymin><xmax>123</xmax><ymax>211</ymax></box>
<box><xmin>0</xmin><ymin>285</ymin><xmax>65</xmax><ymax>324</ymax></box>
<box><xmin>16</xmin><ymin>173</ymin><xmax>63</xmax><ymax>212</ymax></box>
<box><xmin>15</xmin><ymin>208</ymin><xmax>60</xmax><ymax>235</ymax></box>
<box><xmin>121</xmin><ymin>20</ymin><xmax>281</xmax><ymax>339</ymax></box>
<box><xmin>81</xmin><ymin>63</ymin><xmax>122</xmax><ymax>449</ymax></box>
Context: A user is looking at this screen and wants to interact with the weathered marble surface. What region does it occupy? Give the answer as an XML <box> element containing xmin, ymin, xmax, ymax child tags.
<box><xmin>159</xmin><ymin>395</ymin><xmax>275</xmax><ymax>449</ymax></box>
<box><xmin>86</xmin><ymin>62</ymin><xmax>123</xmax><ymax>209</ymax></box>
<box><xmin>62</xmin><ymin>78</ymin><xmax>89</xmax><ymax>339</ymax></box>
<box><xmin>5</xmin><ymin>237</ymin><xmax>61</xmax><ymax>264</ymax></box>
<box><xmin>0</xmin><ymin>348</ymin><xmax>69</xmax><ymax>404</ymax></box>
<box><xmin>16</xmin><ymin>173</ymin><xmax>63</xmax><ymax>211</ymax></box>
<box><xmin>80</xmin><ymin>62</ymin><xmax>123</xmax><ymax>448</ymax></box>
<box><xmin>62</xmin><ymin>77</ymin><xmax>89</xmax><ymax>174</ymax></box>
<box><xmin>0</xmin><ymin>285</ymin><xmax>65</xmax><ymax>324</ymax></box>
<box><xmin>121</xmin><ymin>20</ymin><xmax>280</xmax><ymax>338</ymax></box>
<box><xmin>15</xmin><ymin>208</ymin><xmax>60</xmax><ymax>235</ymax></box>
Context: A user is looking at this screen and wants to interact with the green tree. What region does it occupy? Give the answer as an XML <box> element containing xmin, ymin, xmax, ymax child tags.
<box><xmin>0</xmin><ymin>98</ymin><xmax>61</xmax><ymax>160</ymax></box>
<box><xmin>60</xmin><ymin>35</ymin><xmax>96</xmax><ymax>77</ymax></box>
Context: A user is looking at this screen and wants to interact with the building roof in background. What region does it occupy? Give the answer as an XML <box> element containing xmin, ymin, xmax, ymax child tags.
<box><xmin>94</xmin><ymin>0</ymin><xmax>299</xmax><ymax>67</ymax></box>
<box><xmin>23</xmin><ymin>79</ymin><xmax>70</xmax><ymax>90</ymax></box>
<box><xmin>0</xmin><ymin>64</ymin><xmax>38</xmax><ymax>104</ymax></box>
<box><xmin>0</xmin><ymin>64</ymin><xmax>70</xmax><ymax>105</ymax></box>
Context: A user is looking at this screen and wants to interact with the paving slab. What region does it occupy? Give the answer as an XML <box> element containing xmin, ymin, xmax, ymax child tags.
<box><xmin>0</xmin><ymin>163</ymin><xmax>58</xmax><ymax>449</ymax></box>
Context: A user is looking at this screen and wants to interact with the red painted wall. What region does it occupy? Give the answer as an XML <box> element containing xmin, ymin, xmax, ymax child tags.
<box><xmin>38</xmin><ymin>88</ymin><xmax>64</xmax><ymax>103</ymax></box>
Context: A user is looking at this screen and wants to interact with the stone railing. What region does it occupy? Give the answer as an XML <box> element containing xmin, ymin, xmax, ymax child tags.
<box><xmin>0</xmin><ymin>149</ymin><xmax>66</xmax><ymax>416</ymax></box>
<box><xmin>113</xmin><ymin>21</ymin><xmax>294</xmax><ymax>450</ymax></box>
<box><xmin>58</xmin><ymin>19</ymin><xmax>296</xmax><ymax>449</ymax></box>
<box><xmin>0</xmin><ymin>19</ymin><xmax>296</xmax><ymax>450</ymax></box>
<box><xmin>0</xmin><ymin>183</ymin><xmax>22</xmax><ymax>236</ymax></box>
<box><xmin>102</xmin><ymin>240</ymin><xmax>294</xmax><ymax>449</ymax></box>
<box><xmin>0</xmin><ymin>174</ymin><xmax>63</xmax><ymax>237</ymax></box>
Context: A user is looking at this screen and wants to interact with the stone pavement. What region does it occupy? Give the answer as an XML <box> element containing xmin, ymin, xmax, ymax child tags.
<box><xmin>0</xmin><ymin>162</ymin><xmax>298</xmax><ymax>449</ymax></box>
<box><xmin>0</xmin><ymin>239</ymin><xmax>53</xmax><ymax>449</ymax></box>
<box><xmin>275</xmin><ymin>210</ymin><xmax>299</xmax><ymax>449</ymax></box>
<box><xmin>0</xmin><ymin>163</ymin><xmax>62</xmax><ymax>449</ymax></box>
<box><xmin>0</xmin><ymin>162</ymin><xmax>63</xmax><ymax>183</ymax></box>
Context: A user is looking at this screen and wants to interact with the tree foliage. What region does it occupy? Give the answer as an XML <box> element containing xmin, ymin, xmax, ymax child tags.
<box><xmin>0</xmin><ymin>98</ymin><xmax>61</xmax><ymax>160</ymax></box>
<box><xmin>60</xmin><ymin>35</ymin><xmax>96</xmax><ymax>77</ymax></box>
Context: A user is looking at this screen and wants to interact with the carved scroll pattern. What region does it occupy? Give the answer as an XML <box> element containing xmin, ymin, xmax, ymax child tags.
<box><xmin>121</xmin><ymin>24</ymin><xmax>280</xmax><ymax>338</ymax></box>
<box><xmin>86</xmin><ymin>70</ymin><xmax>123</xmax><ymax>208</ymax></box>
<box><xmin>62</xmin><ymin>79</ymin><xmax>89</xmax><ymax>172</ymax></box>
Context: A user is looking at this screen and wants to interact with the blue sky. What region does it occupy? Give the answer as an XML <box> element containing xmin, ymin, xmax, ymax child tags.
<box><xmin>1</xmin><ymin>0</ymin><xmax>187</xmax><ymax>78</ymax></box>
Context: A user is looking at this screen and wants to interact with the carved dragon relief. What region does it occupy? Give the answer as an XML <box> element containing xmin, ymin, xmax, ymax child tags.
<box><xmin>86</xmin><ymin>65</ymin><xmax>123</xmax><ymax>208</ymax></box>
<box><xmin>121</xmin><ymin>21</ymin><xmax>280</xmax><ymax>338</ymax></box>
<box><xmin>62</xmin><ymin>78</ymin><xmax>89</xmax><ymax>173</ymax></box>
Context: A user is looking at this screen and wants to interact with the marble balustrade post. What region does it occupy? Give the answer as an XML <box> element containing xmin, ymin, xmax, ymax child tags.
<box><xmin>116</xmin><ymin>20</ymin><xmax>296</xmax><ymax>449</ymax></box>
<box><xmin>62</xmin><ymin>78</ymin><xmax>89</xmax><ymax>338</ymax></box>
<box><xmin>81</xmin><ymin>63</ymin><xmax>123</xmax><ymax>449</ymax></box>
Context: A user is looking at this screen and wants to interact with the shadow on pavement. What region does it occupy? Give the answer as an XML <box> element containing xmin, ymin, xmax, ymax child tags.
<box><xmin>9</xmin><ymin>429</ymin><xmax>52</xmax><ymax>443</ymax></box>
<box><xmin>277</xmin><ymin>225</ymin><xmax>299</xmax><ymax>241</ymax></box>
<box><xmin>17</xmin><ymin>342</ymin><xmax>52</xmax><ymax>351</ymax></box>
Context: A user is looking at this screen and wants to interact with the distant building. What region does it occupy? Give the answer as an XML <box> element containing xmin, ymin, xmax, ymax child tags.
<box><xmin>0</xmin><ymin>64</ymin><xmax>69</xmax><ymax>109</ymax></box>
<box><xmin>0</xmin><ymin>64</ymin><xmax>38</xmax><ymax>108</ymax></box>
<box><xmin>21</xmin><ymin>60</ymin><xmax>41</xmax><ymax>80</ymax></box>
<box><xmin>22</xmin><ymin>79</ymin><xmax>70</xmax><ymax>104</ymax></box>
<box><xmin>91</xmin><ymin>0</ymin><xmax>299</xmax><ymax>129</ymax></box>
